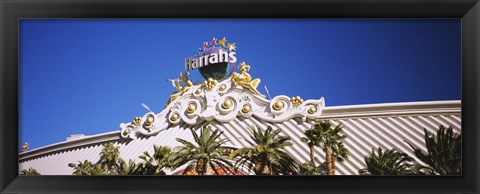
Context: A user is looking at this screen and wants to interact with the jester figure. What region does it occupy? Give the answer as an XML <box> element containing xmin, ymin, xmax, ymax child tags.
<box><xmin>231</xmin><ymin>62</ymin><xmax>265</xmax><ymax>98</ymax></box>
<box><xmin>166</xmin><ymin>72</ymin><xmax>193</xmax><ymax>106</ymax></box>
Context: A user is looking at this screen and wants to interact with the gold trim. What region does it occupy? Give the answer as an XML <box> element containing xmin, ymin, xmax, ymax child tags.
<box><xmin>187</xmin><ymin>104</ymin><xmax>196</xmax><ymax>113</ymax></box>
<box><xmin>242</xmin><ymin>104</ymin><xmax>251</xmax><ymax>113</ymax></box>
<box><xmin>291</xmin><ymin>96</ymin><xmax>304</xmax><ymax>108</ymax></box>
<box><xmin>145</xmin><ymin>115</ymin><xmax>154</xmax><ymax>126</ymax></box>
<box><xmin>131</xmin><ymin>117</ymin><xmax>141</xmax><ymax>126</ymax></box>
<box><xmin>273</xmin><ymin>101</ymin><xmax>284</xmax><ymax>111</ymax></box>
<box><xmin>203</xmin><ymin>78</ymin><xmax>218</xmax><ymax>91</ymax></box>
<box><xmin>170</xmin><ymin>113</ymin><xmax>179</xmax><ymax>121</ymax></box>
<box><xmin>219</xmin><ymin>84</ymin><xmax>226</xmax><ymax>91</ymax></box>
<box><xmin>222</xmin><ymin>99</ymin><xmax>233</xmax><ymax>109</ymax></box>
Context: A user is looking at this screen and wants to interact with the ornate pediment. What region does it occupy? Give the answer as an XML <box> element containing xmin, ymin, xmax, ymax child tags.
<box><xmin>120</xmin><ymin>77</ymin><xmax>325</xmax><ymax>139</ymax></box>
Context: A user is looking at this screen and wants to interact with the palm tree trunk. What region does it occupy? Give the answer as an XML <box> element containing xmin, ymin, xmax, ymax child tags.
<box><xmin>196</xmin><ymin>158</ymin><xmax>206</xmax><ymax>175</ymax></box>
<box><xmin>255</xmin><ymin>155</ymin><xmax>271</xmax><ymax>175</ymax></box>
<box><xmin>263</xmin><ymin>162</ymin><xmax>272</xmax><ymax>175</ymax></box>
<box><xmin>325</xmin><ymin>147</ymin><xmax>334</xmax><ymax>175</ymax></box>
<box><xmin>104</xmin><ymin>164</ymin><xmax>108</xmax><ymax>174</ymax></box>
<box><xmin>309</xmin><ymin>145</ymin><xmax>315</xmax><ymax>166</ymax></box>
<box><xmin>332</xmin><ymin>156</ymin><xmax>336</xmax><ymax>175</ymax></box>
<box><xmin>254</xmin><ymin>160</ymin><xmax>262</xmax><ymax>175</ymax></box>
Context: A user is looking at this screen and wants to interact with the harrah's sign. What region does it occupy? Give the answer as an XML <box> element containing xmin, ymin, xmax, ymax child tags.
<box><xmin>185</xmin><ymin>37</ymin><xmax>238</xmax><ymax>71</ymax></box>
<box><xmin>185</xmin><ymin>49</ymin><xmax>237</xmax><ymax>71</ymax></box>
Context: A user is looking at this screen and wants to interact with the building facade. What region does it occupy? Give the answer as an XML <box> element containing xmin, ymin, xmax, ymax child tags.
<box><xmin>19</xmin><ymin>38</ymin><xmax>461</xmax><ymax>175</ymax></box>
<box><xmin>19</xmin><ymin>81</ymin><xmax>461</xmax><ymax>175</ymax></box>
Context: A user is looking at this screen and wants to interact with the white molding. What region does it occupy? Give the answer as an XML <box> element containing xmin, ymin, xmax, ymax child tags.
<box><xmin>19</xmin><ymin>131</ymin><xmax>121</xmax><ymax>162</ymax></box>
<box><xmin>321</xmin><ymin>100</ymin><xmax>461</xmax><ymax>119</ymax></box>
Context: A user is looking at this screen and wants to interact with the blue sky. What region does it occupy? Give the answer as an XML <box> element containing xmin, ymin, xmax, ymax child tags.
<box><xmin>19</xmin><ymin>19</ymin><xmax>461</xmax><ymax>150</ymax></box>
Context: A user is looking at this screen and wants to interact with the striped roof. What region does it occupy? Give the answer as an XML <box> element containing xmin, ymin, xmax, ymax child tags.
<box><xmin>19</xmin><ymin>100</ymin><xmax>461</xmax><ymax>175</ymax></box>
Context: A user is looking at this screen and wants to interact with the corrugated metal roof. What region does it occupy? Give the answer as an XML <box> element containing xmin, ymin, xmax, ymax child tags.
<box><xmin>19</xmin><ymin>100</ymin><xmax>461</xmax><ymax>175</ymax></box>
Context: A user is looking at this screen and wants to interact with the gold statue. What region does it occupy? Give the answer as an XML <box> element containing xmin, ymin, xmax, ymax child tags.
<box><xmin>231</xmin><ymin>62</ymin><xmax>265</xmax><ymax>98</ymax></box>
<box><xmin>166</xmin><ymin>72</ymin><xmax>193</xmax><ymax>106</ymax></box>
<box><xmin>21</xmin><ymin>142</ymin><xmax>29</xmax><ymax>152</ymax></box>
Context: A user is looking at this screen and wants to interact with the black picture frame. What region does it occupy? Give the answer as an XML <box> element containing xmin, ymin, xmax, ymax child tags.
<box><xmin>1</xmin><ymin>0</ymin><xmax>479</xmax><ymax>193</ymax></box>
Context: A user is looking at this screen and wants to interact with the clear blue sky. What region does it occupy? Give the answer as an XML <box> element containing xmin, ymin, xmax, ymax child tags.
<box><xmin>19</xmin><ymin>19</ymin><xmax>461</xmax><ymax>150</ymax></box>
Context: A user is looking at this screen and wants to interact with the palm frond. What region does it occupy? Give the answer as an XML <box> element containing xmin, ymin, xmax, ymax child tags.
<box><xmin>406</xmin><ymin>126</ymin><xmax>461</xmax><ymax>175</ymax></box>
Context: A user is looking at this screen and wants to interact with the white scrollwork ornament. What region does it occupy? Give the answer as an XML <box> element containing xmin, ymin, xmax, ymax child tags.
<box><xmin>119</xmin><ymin>78</ymin><xmax>325</xmax><ymax>139</ymax></box>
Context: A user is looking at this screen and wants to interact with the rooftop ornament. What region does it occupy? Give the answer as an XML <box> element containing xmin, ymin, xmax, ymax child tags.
<box><xmin>166</xmin><ymin>72</ymin><xmax>193</xmax><ymax>106</ymax></box>
<box><xmin>21</xmin><ymin>142</ymin><xmax>29</xmax><ymax>152</ymax></box>
<box><xmin>231</xmin><ymin>62</ymin><xmax>266</xmax><ymax>98</ymax></box>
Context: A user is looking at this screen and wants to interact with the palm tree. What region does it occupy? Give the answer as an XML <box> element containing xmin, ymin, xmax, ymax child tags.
<box><xmin>331</xmin><ymin>141</ymin><xmax>349</xmax><ymax>175</ymax></box>
<box><xmin>312</xmin><ymin>120</ymin><xmax>349</xmax><ymax>175</ymax></box>
<box><xmin>299</xmin><ymin>162</ymin><xmax>319</xmax><ymax>175</ymax></box>
<box><xmin>170</xmin><ymin>126</ymin><xmax>234</xmax><ymax>175</ymax></box>
<box><xmin>118</xmin><ymin>158</ymin><xmax>143</xmax><ymax>175</ymax></box>
<box><xmin>99</xmin><ymin>142</ymin><xmax>121</xmax><ymax>174</ymax></box>
<box><xmin>20</xmin><ymin>167</ymin><xmax>41</xmax><ymax>175</ymax></box>
<box><xmin>300</xmin><ymin>127</ymin><xmax>322</xmax><ymax>167</ymax></box>
<box><xmin>358</xmin><ymin>147</ymin><xmax>415</xmax><ymax>175</ymax></box>
<box><xmin>72</xmin><ymin>160</ymin><xmax>104</xmax><ymax>175</ymax></box>
<box><xmin>406</xmin><ymin>125</ymin><xmax>461</xmax><ymax>175</ymax></box>
<box><xmin>72</xmin><ymin>144</ymin><xmax>140</xmax><ymax>175</ymax></box>
<box><xmin>231</xmin><ymin>126</ymin><xmax>298</xmax><ymax>175</ymax></box>
<box><xmin>138</xmin><ymin>145</ymin><xmax>173</xmax><ymax>175</ymax></box>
